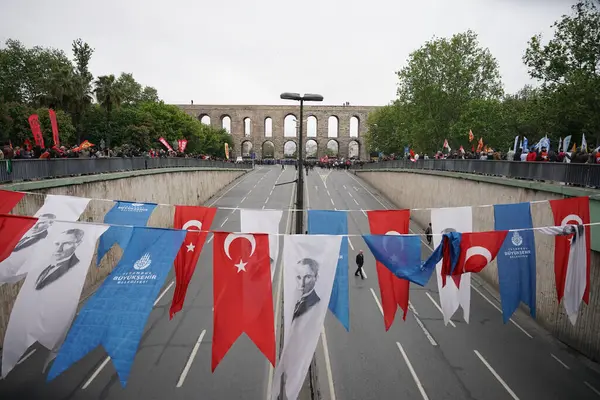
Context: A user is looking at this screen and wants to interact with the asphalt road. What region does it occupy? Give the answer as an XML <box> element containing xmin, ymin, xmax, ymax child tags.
<box><xmin>309</xmin><ymin>167</ymin><xmax>600</xmax><ymax>400</ymax></box>
<box><xmin>2</xmin><ymin>165</ymin><xmax>600</xmax><ymax>400</ymax></box>
<box><xmin>0</xmin><ymin>165</ymin><xmax>297</xmax><ymax>400</ymax></box>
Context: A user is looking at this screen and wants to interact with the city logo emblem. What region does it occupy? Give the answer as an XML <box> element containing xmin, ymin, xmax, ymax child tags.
<box><xmin>133</xmin><ymin>253</ymin><xmax>152</xmax><ymax>270</ymax></box>
<box><xmin>511</xmin><ymin>231</ymin><xmax>523</xmax><ymax>247</ymax></box>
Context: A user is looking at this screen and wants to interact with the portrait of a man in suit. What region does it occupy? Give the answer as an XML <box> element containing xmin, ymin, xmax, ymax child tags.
<box><xmin>14</xmin><ymin>213</ymin><xmax>56</xmax><ymax>252</ymax></box>
<box><xmin>35</xmin><ymin>228</ymin><xmax>85</xmax><ymax>291</ymax></box>
<box><xmin>292</xmin><ymin>257</ymin><xmax>320</xmax><ymax>321</ymax></box>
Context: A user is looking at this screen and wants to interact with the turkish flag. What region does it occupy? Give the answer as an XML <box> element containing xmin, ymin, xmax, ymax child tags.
<box><xmin>458</xmin><ymin>231</ymin><xmax>507</xmax><ymax>272</ymax></box>
<box><xmin>549</xmin><ymin>196</ymin><xmax>591</xmax><ymax>304</ymax></box>
<box><xmin>367</xmin><ymin>209</ymin><xmax>410</xmax><ymax>331</ymax></box>
<box><xmin>170</xmin><ymin>205</ymin><xmax>217</xmax><ymax>319</ymax></box>
<box><xmin>0</xmin><ymin>190</ymin><xmax>25</xmax><ymax>213</ymax></box>
<box><xmin>0</xmin><ymin>214</ymin><xmax>37</xmax><ymax>263</ymax></box>
<box><xmin>212</xmin><ymin>232</ymin><xmax>275</xmax><ymax>371</ymax></box>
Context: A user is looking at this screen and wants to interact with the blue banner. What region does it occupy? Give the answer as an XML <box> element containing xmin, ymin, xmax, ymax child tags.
<box><xmin>308</xmin><ymin>210</ymin><xmax>349</xmax><ymax>331</ymax></box>
<box><xmin>48</xmin><ymin>227</ymin><xmax>186</xmax><ymax>386</ymax></box>
<box><xmin>363</xmin><ymin>235</ymin><xmax>430</xmax><ymax>286</ymax></box>
<box><xmin>494</xmin><ymin>202</ymin><xmax>536</xmax><ymax>323</ymax></box>
<box><xmin>97</xmin><ymin>201</ymin><xmax>157</xmax><ymax>265</ymax></box>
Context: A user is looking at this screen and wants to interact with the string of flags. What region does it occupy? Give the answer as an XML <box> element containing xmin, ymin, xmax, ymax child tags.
<box><xmin>0</xmin><ymin>190</ymin><xmax>593</xmax><ymax>400</ymax></box>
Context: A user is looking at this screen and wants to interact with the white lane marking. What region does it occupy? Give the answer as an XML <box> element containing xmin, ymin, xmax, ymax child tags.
<box><xmin>474</xmin><ymin>350</ymin><xmax>520</xmax><ymax>400</ymax></box>
<box><xmin>207</xmin><ymin>235</ymin><xmax>213</xmax><ymax>244</ymax></box>
<box><xmin>154</xmin><ymin>281</ymin><xmax>175</xmax><ymax>306</ymax></box>
<box><xmin>471</xmin><ymin>285</ymin><xmax>533</xmax><ymax>339</ymax></box>
<box><xmin>346</xmin><ymin>171</ymin><xmax>386</xmax><ymax>207</ymax></box>
<box><xmin>348</xmin><ymin>192</ymin><xmax>354</xmax><ymax>198</ymax></box>
<box><xmin>321</xmin><ymin>328</ymin><xmax>337</xmax><ymax>400</ymax></box>
<box><xmin>585</xmin><ymin>382</ymin><xmax>600</xmax><ymax>397</ymax></box>
<box><xmin>17</xmin><ymin>349</ymin><xmax>37</xmax><ymax>365</ymax></box>
<box><xmin>370</xmin><ymin>288</ymin><xmax>384</xmax><ymax>315</ymax></box>
<box><xmin>361</xmin><ymin>209</ymin><xmax>367</xmax><ymax>217</ymax></box>
<box><xmin>396</xmin><ymin>342</ymin><xmax>429</xmax><ymax>400</ymax></box>
<box><xmin>220</xmin><ymin>217</ymin><xmax>229</xmax><ymax>227</ymax></box>
<box><xmin>425</xmin><ymin>292</ymin><xmax>456</xmax><ymax>328</ymax></box>
<box><xmin>330</xmin><ymin>198</ymin><xmax>335</xmax><ymax>206</ymax></box>
<box><xmin>176</xmin><ymin>329</ymin><xmax>207</xmax><ymax>388</ymax></box>
<box><xmin>343</xmin><ymin>185</ymin><xmax>347</xmax><ymax>189</ymax></box>
<box><xmin>208</xmin><ymin>168</ymin><xmax>257</xmax><ymax>206</ymax></box>
<box><xmin>412</xmin><ymin>314</ymin><xmax>437</xmax><ymax>346</ymax></box>
<box><xmin>409</xmin><ymin>301</ymin><xmax>419</xmax><ymax>316</ymax></box>
<box><xmin>269</xmin><ymin>189</ymin><xmax>274</xmax><ymax>196</ymax></box>
<box><xmin>550</xmin><ymin>354</ymin><xmax>570</xmax><ymax>370</ymax></box>
<box><xmin>241</xmin><ymin>196</ymin><xmax>247</xmax><ymax>203</ymax></box>
<box><xmin>265</xmin><ymin>197</ymin><xmax>270</xmax><ymax>204</ymax></box>
<box><xmin>353</xmin><ymin>198</ymin><xmax>359</xmax><ymax>206</ymax></box>
<box><xmin>82</xmin><ymin>357</ymin><xmax>111</xmax><ymax>389</ymax></box>
<box><xmin>267</xmin><ymin>170</ymin><xmax>297</xmax><ymax>400</ymax></box>
<box><xmin>326</xmin><ymin>190</ymin><xmax>331</xmax><ymax>197</ymax></box>
<box><xmin>348</xmin><ymin>237</ymin><xmax>355</xmax><ymax>250</ymax></box>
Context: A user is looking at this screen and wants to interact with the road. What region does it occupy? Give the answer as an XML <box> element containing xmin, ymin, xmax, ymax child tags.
<box><xmin>2</xmin><ymin>165</ymin><xmax>600</xmax><ymax>399</ymax></box>
<box><xmin>0</xmin><ymin>165</ymin><xmax>297</xmax><ymax>400</ymax></box>
<box><xmin>308</xmin><ymin>167</ymin><xmax>600</xmax><ymax>400</ymax></box>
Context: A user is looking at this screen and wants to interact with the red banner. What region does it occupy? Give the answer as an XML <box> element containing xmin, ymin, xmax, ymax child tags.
<box><xmin>549</xmin><ymin>196</ymin><xmax>591</xmax><ymax>304</ymax></box>
<box><xmin>178</xmin><ymin>139</ymin><xmax>188</xmax><ymax>153</ymax></box>
<box><xmin>28</xmin><ymin>114</ymin><xmax>44</xmax><ymax>148</ymax></box>
<box><xmin>367</xmin><ymin>209</ymin><xmax>411</xmax><ymax>330</ymax></box>
<box><xmin>48</xmin><ymin>109</ymin><xmax>60</xmax><ymax>147</ymax></box>
<box><xmin>159</xmin><ymin>137</ymin><xmax>174</xmax><ymax>152</ymax></box>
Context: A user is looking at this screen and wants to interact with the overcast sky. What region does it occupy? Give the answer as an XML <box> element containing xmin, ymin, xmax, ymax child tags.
<box><xmin>1</xmin><ymin>0</ymin><xmax>575</xmax><ymax>106</ymax></box>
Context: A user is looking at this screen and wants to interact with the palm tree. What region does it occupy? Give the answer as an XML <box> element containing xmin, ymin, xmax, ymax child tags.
<box><xmin>94</xmin><ymin>74</ymin><xmax>122</xmax><ymax>148</ymax></box>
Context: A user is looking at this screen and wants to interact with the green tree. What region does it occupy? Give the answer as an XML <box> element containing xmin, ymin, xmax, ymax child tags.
<box><xmin>523</xmin><ymin>0</ymin><xmax>600</xmax><ymax>144</ymax></box>
<box><xmin>140</xmin><ymin>86</ymin><xmax>159</xmax><ymax>103</ymax></box>
<box><xmin>94</xmin><ymin>74</ymin><xmax>122</xmax><ymax>147</ymax></box>
<box><xmin>117</xmin><ymin>73</ymin><xmax>143</xmax><ymax>104</ymax></box>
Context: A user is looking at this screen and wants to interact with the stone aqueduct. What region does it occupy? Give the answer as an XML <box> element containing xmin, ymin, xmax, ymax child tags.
<box><xmin>177</xmin><ymin>104</ymin><xmax>378</xmax><ymax>160</ymax></box>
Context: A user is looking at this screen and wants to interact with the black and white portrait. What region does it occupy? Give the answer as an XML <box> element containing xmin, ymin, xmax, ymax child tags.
<box><xmin>292</xmin><ymin>257</ymin><xmax>320</xmax><ymax>321</ymax></box>
<box><xmin>35</xmin><ymin>228</ymin><xmax>84</xmax><ymax>290</ymax></box>
<box><xmin>14</xmin><ymin>213</ymin><xmax>56</xmax><ymax>252</ymax></box>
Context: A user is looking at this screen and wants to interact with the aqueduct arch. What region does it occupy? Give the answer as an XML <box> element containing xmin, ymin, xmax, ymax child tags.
<box><xmin>177</xmin><ymin>104</ymin><xmax>376</xmax><ymax>159</ymax></box>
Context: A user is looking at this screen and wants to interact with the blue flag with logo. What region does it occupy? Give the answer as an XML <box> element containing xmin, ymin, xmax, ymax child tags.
<box><xmin>96</xmin><ymin>201</ymin><xmax>157</xmax><ymax>265</ymax></box>
<box><xmin>494</xmin><ymin>202</ymin><xmax>536</xmax><ymax>323</ymax></box>
<box><xmin>308</xmin><ymin>210</ymin><xmax>349</xmax><ymax>331</ymax></box>
<box><xmin>363</xmin><ymin>235</ymin><xmax>431</xmax><ymax>286</ymax></box>
<box><xmin>48</xmin><ymin>227</ymin><xmax>186</xmax><ymax>386</ymax></box>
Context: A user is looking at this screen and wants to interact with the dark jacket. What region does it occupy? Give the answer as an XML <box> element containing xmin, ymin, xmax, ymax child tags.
<box><xmin>292</xmin><ymin>290</ymin><xmax>320</xmax><ymax>320</ymax></box>
<box><xmin>356</xmin><ymin>253</ymin><xmax>364</xmax><ymax>266</ymax></box>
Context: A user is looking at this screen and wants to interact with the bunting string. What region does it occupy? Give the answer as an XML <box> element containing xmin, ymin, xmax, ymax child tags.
<box><xmin>4</xmin><ymin>188</ymin><xmax>600</xmax><ymax>213</ymax></box>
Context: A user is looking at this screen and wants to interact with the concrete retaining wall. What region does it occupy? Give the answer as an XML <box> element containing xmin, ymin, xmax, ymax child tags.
<box><xmin>0</xmin><ymin>168</ymin><xmax>247</xmax><ymax>346</ymax></box>
<box><xmin>357</xmin><ymin>169</ymin><xmax>600</xmax><ymax>361</ymax></box>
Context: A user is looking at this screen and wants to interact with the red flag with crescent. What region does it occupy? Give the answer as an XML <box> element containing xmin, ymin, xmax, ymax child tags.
<box><xmin>549</xmin><ymin>196</ymin><xmax>591</xmax><ymax>304</ymax></box>
<box><xmin>212</xmin><ymin>232</ymin><xmax>274</xmax><ymax>371</ymax></box>
<box><xmin>169</xmin><ymin>205</ymin><xmax>217</xmax><ymax>319</ymax></box>
<box><xmin>0</xmin><ymin>190</ymin><xmax>25</xmax><ymax>213</ymax></box>
<box><xmin>0</xmin><ymin>214</ymin><xmax>38</xmax><ymax>263</ymax></box>
<box><xmin>367</xmin><ymin>209</ymin><xmax>410</xmax><ymax>330</ymax></box>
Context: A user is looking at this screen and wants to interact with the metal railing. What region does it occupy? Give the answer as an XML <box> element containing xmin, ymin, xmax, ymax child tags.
<box><xmin>0</xmin><ymin>157</ymin><xmax>251</xmax><ymax>183</ymax></box>
<box><xmin>352</xmin><ymin>159</ymin><xmax>600</xmax><ymax>187</ymax></box>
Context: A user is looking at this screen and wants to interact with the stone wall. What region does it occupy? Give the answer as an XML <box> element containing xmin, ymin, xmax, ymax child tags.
<box><xmin>357</xmin><ymin>169</ymin><xmax>600</xmax><ymax>361</ymax></box>
<box><xmin>176</xmin><ymin>104</ymin><xmax>378</xmax><ymax>160</ymax></box>
<box><xmin>0</xmin><ymin>168</ymin><xmax>246</xmax><ymax>345</ymax></box>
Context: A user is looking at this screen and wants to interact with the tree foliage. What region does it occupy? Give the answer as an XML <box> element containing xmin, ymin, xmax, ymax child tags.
<box><xmin>0</xmin><ymin>38</ymin><xmax>230</xmax><ymax>157</ymax></box>
<box><xmin>367</xmin><ymin>2</ymin><xmax>600</xmax><ymax>155</ymax></box>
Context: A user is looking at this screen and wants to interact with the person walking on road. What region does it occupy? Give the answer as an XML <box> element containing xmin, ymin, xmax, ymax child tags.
<box><xmin>425</xmin><ymin>223</ymin><xmax>432</xmax><ymax>246</ymax></box>
<box><xmin>355</xmin><ymin>250</ymin><xmax>365</xmax><ymax>280</ymax></box>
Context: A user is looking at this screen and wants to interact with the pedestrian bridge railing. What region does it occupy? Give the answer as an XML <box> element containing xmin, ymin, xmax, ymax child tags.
<box><xmin>353</xmin><ymin>159</ymin><xmax>600</xmax><ymax>188</ymax></box>
<box><xmin>0</xmin><ymin>158</ymin><xmax>250</xmax><ymax>183</ymax></box>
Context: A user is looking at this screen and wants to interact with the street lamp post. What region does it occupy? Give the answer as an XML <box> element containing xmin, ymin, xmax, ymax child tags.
<box><xmin>280</xmin><ymin>92</ymin><xmax>324</xmax><ymax>235</ymax></box>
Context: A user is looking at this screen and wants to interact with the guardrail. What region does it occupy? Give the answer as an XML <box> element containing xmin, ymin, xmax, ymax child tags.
<box><xmin>352</xmin><ymin>159</ymin><xmax>600</xmax><ymax>187</ymax></box>
<box><xmin>0</xmin><ymin>157</ymin><xmax>251</xmax><ymax>183</ymax></box>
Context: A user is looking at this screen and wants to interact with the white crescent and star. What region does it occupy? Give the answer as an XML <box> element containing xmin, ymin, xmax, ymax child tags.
<box><xmin>182</xmin><ymin>220</ymin><xmax>203</xmax><ymax>252</ymax></box>
<box><xmin>224</xmin><ymin>233</ymin><xmax>257</xmax><ymax>273</ymax></box>
<box><xmin>561</xmin><ymin>214</ymin><xmax>583</xmax><ymax>227</ymax></box>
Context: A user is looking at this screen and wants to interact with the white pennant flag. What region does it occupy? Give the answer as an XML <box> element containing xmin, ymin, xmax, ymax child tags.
<box><xmin>540</xmin><ymin>225</ymin><xmax>587</xmax><ymax>325</ymax></box>
<box><xmin>0</xmin><ymin>195</ymin><xmax>90</xmax><ymax>283</ymax></box>
<box><xmin>2</xmin><ymin>221</ymin><xmax>108</xmax><ymax>377</ymax></box>
<box><xmin>271</xmin><ymin>234</ymin><xmax>342</xmax><ymax>400</ymax></box>
<box><xmin>240</xmin><ymin>209</ymin><xmax>283</xmax><ymax>281</ymax></box>
<box><xmin>431</xmin><ymin>206</ymin><xmax>473</xmax><ymax>324</ymax></box>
